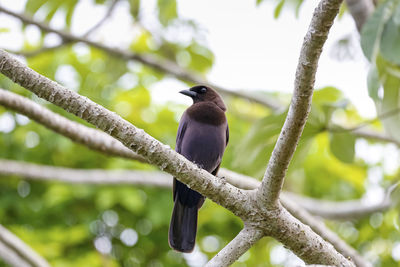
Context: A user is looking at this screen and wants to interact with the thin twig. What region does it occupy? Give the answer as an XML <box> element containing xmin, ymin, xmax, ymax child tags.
<box><xmin>84</xmin><ymin>0</ymin><xmax>119</xmax><ymax>37</ymax></box>
<box><xmin>5</xmin><ymin>0</ymin><xmax>119</xmax><ymax>58</ymax></box>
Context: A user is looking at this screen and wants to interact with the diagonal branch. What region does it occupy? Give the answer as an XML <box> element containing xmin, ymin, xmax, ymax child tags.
<box><xmin>0</xmin><ymin>48</ymin><xmax>354</xmax><ymax>266</ymax></box>
<box><xmin>280</xmin><ymin>196</ymin><xmax>372</xmax><ymax>267</ymax></box>
<box><xmin>257</xmin><ymin>0</ymin><xmax>344</xmax><ymax>208</ymax></box>
<box><xmin>84</xmin><ymin>0</ymin><xmax>119</xmax><ymax>37</ymax></box>
<box><xmin>0</xmin><ymin>48</ymin><xmax>250</xmax><ymax>217</ymax></box>
<box><xmin>0</xmin><ymin>240</ymin><xmax>31</xmax><ymax>267</ymax></box>
<box><xmin>205</xmin><ymin>225</ymin><xmax>264</xmax><ymax>267</ymax></box>
<box><xmin>0</xmin><ymin>5</ymin><xmax>280</xmax><ymax>110</ymax></box>
<box><xmin>9</xmin><ymin>0</ymin><xmax>120</xmax><ymax>58</ymax></box>
<box><xmin>0</xmin><ymin>88</ymin><xmax>146</xmax><ymax>162</ymax></box>
<box><xmin>1</xmin><ymin>88</ymin><xmax>390</xmax><ymax>220</ymax></box>
<box><xmin>2</xmin><ymin>4</ymin><xmax>399</xmax><ymax>152</ymax></box>
<box><xmin>0</xmin><ymin>224</ymin><xmax>50</xmax><ymax>267</ymax></box>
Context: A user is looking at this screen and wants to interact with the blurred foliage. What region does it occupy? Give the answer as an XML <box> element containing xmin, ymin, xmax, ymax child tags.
<box><xmin>0</xmin><ymin>0</ymin><xmax>399</xmax><ymax>266</ymax></box>
<box><xmin>361</xmin><ymin>0</ymin><xmax>400</xmax><ymax>142</ymax></box>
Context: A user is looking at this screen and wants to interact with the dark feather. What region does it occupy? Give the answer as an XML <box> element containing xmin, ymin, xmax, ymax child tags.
<box><xmin>169</xmin><ymin>86</ymin><xmax>229</xmax><ymax>253</ymax></box>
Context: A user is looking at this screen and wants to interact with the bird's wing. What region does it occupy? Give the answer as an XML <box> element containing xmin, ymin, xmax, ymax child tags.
<box><xmin>173</xmin><ymin>112</ymin><xmax>188</xmax><ymax>200</ymax></box>
<box><xmin>175</xmin><ymin>113</ymin><xmax>188</xmax><ymax>154</ymax></box>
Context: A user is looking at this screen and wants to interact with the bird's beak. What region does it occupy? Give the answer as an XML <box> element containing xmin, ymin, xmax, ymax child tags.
<box><xmin>179</xmin><ymin>90</ymin><xmax>197</xmax><ymax>98</ymax></box>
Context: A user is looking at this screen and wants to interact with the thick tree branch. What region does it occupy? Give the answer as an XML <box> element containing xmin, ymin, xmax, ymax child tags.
<box><xmin>0</xmin><ymin>89</ymin><xmax>388</xmax><ymax>220</ymax></box>
<box><xmin>280</xmin><ymin>197</ymin><xmax>372</xmax><ymax>267</ymax></box>
<box><xmin>0</xmin><ymin>88</ymin><xmax>146</xmax><ymax>163</ymax></box>
<box><xmin>262</xmin><ymin>203</ymin><xmax>354</xmax><ymax>266</ymax></box>
<box><xmin>0</xmin><ymin>225</ymin><xmax>50</xmax><ymax>267</ymax></box>
<box><xmin>0</xmin><ymin>48</ymin><xmax>251</xmax><ymax>217</ymax></box>
<box><xmin>257</xmin><ymin>0</ymin><xmax>343</xmax><ymax>208</ymax></box>
<box><xmin>2</xmin><ymin>4</ymin><xmax>398</xmax><ymax>152</ymax></box>
<box><xmin>205</xmin><ymin>226</ymin><xmax>264</xmax><ymax>267</ymax></box>
<box><xmin>0</xmin><ymin>49</ymin><xmax>354</xmax><ymax>266</ymax></box>
<box><xmin>0</xmin><ymin>5</ymin><xmax>280</xmax><ymax>110</ymax></box>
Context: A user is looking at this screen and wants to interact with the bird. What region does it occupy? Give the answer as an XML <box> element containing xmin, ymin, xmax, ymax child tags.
<box><xmin>168</xmin><ymin>85</ymin><xmax>229</xmax><ymax>253</ymax></box>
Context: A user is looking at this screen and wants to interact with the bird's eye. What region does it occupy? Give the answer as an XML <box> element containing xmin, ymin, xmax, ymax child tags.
<box><xmin>200</xmin><ymin>87</ymin><xmax>207</xmax><ymax>93</ymax></box>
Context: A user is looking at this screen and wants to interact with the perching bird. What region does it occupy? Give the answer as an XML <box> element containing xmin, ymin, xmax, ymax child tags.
<box><xmin>168</xmin><ymin>85</ymin><xmax>229</xmax><ymax>253</ymax></box>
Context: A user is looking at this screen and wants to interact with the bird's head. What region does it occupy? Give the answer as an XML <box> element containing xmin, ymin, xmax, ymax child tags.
<box><xmin>179</xmin><ymin>85</ymin><xmax>226</xmax><ymax>111</ymax></box>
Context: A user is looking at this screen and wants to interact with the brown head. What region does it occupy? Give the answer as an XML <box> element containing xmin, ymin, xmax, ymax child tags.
<box><xmin>179</xmin><ymin>85</ymin><xmax>226</xmax><ymax>112</ymax></box>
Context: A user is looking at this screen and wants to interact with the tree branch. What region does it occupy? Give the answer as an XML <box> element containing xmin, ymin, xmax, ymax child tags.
<box><xmin>1</xmin><ymin>86</ymin><xmax>385</xmax><ymax>220</ymax></box>
<box><xmin>0</xmin><ymin>159</ymin><xmax>171</xmax><ymax>188</ymax></box>
<box><xmin>8</xmin><ymin>0</ymin><xmax>120</xmax><ymax>58</ymax></box>
<box><xmin>283</xmin><ymin>186</ymin><xmax>395</xmax><ymax>220</ymax></box>
<box><xmin>0</xmin><ymin>88</ymin><xmax>146</xmax><ymax>163</ymax></box>
<box><xmin>0</xmin><ymin>224</ymin><xmax>50</xmax><ymax>267</ymax></box>
<box><xmin>0</xmin><ymin>48</ymin><xmax>354</xmax><ymax>265</ymax></box>
<box><xmin>257</xmin><ymin>0</ymin><xmax>343</xmax><ymax>208</ymax></box>
<box><xmin>0</xmin><ymin>241</ymin><xmax>31</xmax><ymax>267</ymax></box>
<box><xmin>280</xmin><ymin>197</ymin><xmax>372</xmax><ymax>267</ymax></box>
<box><xmin>84</xmin><ymin>0</ymin><xmax>119</xmax><ymax>37</ymax></box>
<box><xmin>0</xmin><ymin>156</ymin><xmax>391</xmax><ymax>220</ymax></box>
<box><xmin>2</xmin><ymin>4</ymin><xmax>399</xmax><ymax>152</ymax></box>
<box><xmin>0</xmin><ymin>5</ymin><xmax>280</xmax><ymax>110</ymax></box>
<box><xmin>223</xmin><ymin>169</ymin><xmax>394</xmax><ymax>220</ymax></box>
<box><xmin>0</xmin><ymin>48</ymin><xmax>250</xmax><ymax>217</ymax></box>
<box><xmin>0</xmin><ymin>159</ymin><xmax>370</xmax><ymax>265</ymax></box>
<box><xmin>205</xmin><ymin>226</ymin><xmax>264</xmax><ymax>267</ymax></box>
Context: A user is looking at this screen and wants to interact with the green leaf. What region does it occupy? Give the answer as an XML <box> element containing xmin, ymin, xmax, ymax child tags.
<box><xmin>329</xmin><ymin>132</ymin><xmax>356</xmax><ymax>164</ymax></box>
<box><xmin>157</xmin><ymin>0</ymin><xmax>177</xmax><ymax>26</ymax></box>
<box><xmin>381</xmin><ymin>17</ymin><xmax>400</xmax><ymax>65</ymax></box>
<box><xmin>274</xmin><ymin>0</ymin><xmax>285</xmax><ymax>19</ymax></box>
<box><xmin>129</xmin><ymin>0</ymin><xmax>141</xmax><ymax>19</ymax></box>
<box><xmin>367</xmin><ymin>64</ymin><xmax>381</xmax><ymax>100</ymax></box>
<box><xmin>376</xmin><ymin>54</ymin><xmax>400</xmax><ymax>140</ymax></box>
<box><xmin>360</xmin><ymin>0</ymin><xmax>394</xmax><ymax>61</ymax></box>
<box><xmin>393</xmin><ymin>2</ymin><xmax>400</xmax><ymax>25</ymax></box>
<box><xmin>64</xmin><ymin>0</ymin><xmax>79</xmax><ymax>27</ymax></box>
<box><xmin>25</xmin><ymin>0</ymin><xmax>48</xmax><ymax>15</ymax></box>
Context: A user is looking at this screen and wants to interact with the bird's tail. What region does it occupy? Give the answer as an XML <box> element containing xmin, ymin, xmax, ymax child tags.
<box><xmin>168</xmin><ymin>199</ymin><xmax>198</xmax><ymax>253</ymax></box>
